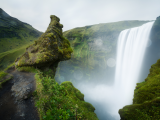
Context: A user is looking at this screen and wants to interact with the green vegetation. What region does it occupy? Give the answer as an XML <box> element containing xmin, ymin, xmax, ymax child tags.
<box><xmin>119</xmin><ymin>59</ymin><xmax>160</xmax><ymax>120</ymax></box>
<box><xmin>0</xmin><ymin>8</ymin><xmax>42</xmax><ymax>53</ymax></box>
<box><xmin>33</xmin><ymin>69</ymin><xmax>98</xmax><ymax>120</ymax></box>
<box><xmin>0</xmin><ymin>71</ymin><xmax>13</xmax><ymax>88</ymax></box>
<box><xmin>0</xmin><ymin>21</ymin><xmax>42</xmax><ymax>53</ymax></box>
<box><xmin>0</xmin><ymin>71</ymin><xmax>8</xmax><ymax>80</ymax></box>
<box><xmin>56</xmin><ymin>20</ymin><xmax>150</xmax><ymax>83</ymax></box>
<box><xmin>11</xmin><ymin>15</ymin><xmax>97</xmax><ymax>120</ymax></box>
<box><xmin>0</xmin><ymin>8</ymin><xmax>42</xmax><ymax>70</ymax></box>
<box><xmin>0</xmin><ymin>42</ymin><xmax>35</xmax><ymax>71</ymax></box>
<box><xmin>16</xmin><ymin>66</ymin><xmax>37</xmax><ymax>73</ymax></box>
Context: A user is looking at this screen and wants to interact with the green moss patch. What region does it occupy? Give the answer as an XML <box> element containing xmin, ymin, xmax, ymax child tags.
<box><xmin>16</xmin><ymin>66</ymin><xmax>37</xmax><ymax>73</ymax></box>
<box><xmin>34</xmin><ymin>70</ymin><xmax>98</xmax><ymax>120</ymax></box>
<box><xmin>119</xmin><ymin>97</ymin><xmax>160</xmax><ymax>120</ymax></box>
<box><xmin>0</xmin><ymin>71</ymin><xmax>13</xmax><ymax>88</ymax></box>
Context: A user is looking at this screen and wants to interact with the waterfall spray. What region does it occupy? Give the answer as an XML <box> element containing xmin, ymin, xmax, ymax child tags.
<box><xmin>114</xmin><ymin>21</ymin><xmax>154</xmax><ymax>109</ymax></box>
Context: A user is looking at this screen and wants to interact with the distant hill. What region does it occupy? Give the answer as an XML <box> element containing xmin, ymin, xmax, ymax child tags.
<box><xmin>0</xmin><ymin>8</ymin><xmax>43</xmax><ymax>70</ymax></box>
<box><xmin>0</xmin><ymin>8</ymin><xmax>42</xmax><ymax>53</ymax></box>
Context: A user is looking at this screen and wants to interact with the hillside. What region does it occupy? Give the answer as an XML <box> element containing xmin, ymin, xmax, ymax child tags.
<box><xmin>55</xmin><ymin>20</ymin><xmax>150</xmax><ymax>84</ymax></box>
<box><xmin>0</xmin><ymin>8</ymin><xmax>42</xmax><ymax>53</ymax></box>
<box><xmin>0</xmin><ymin>8</ymin><xmax>42</xmax><ymax>70</ymax></box>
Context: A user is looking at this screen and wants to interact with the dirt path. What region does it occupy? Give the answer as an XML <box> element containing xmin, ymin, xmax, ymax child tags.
<box><xmin>0</xmin><ymin>66</ymin><xmax>39</xmax><ymax>120</ymax></box>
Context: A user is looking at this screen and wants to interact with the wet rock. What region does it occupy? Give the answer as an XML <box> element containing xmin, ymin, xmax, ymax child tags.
<box><xmin>11</xmin><ymin>74</ymin><xmax>34</xmax><ymax>101</ymax></box>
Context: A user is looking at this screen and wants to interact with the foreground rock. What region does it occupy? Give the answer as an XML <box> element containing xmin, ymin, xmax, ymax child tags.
<box><xmin>0</xmin><ymin>66</ymin><xmax>39</xmax><ymax>120</ymax></box>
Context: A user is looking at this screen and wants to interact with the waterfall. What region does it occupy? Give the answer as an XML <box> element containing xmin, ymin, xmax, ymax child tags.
<box><xmin>75</xmin><ymin>21</ymin><xmax>155</xmax><ymax>120</ymax></box>
<box><xmin>114</xmin><ymin>21</ymin><xmax>154</xmax><ymax>108</ymax></box>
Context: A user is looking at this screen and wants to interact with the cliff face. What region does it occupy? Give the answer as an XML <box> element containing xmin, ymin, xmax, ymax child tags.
<box><xmin>119</xmin><ymin>17</ymin><xmax>160</xmax><ymax>120</ymax></box>
<box><xmin>55</xmin><ymin>20</ymin><xmax>149</xmax><ymax>84</ymax></box>
<box><xmin>0</xmin><ymin>8</ymin><xmax>42</xmax><ymax>53</ymax></box>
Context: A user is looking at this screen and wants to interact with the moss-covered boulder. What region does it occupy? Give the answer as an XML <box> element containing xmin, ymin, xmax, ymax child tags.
<box><xmin>119</xmin><ymin>59</ymin><xmax>160</xmax><ymax>120</ymax></box>
<box><xmin>15</xmin><ymin>15</ymin><xmax>73</xmax><ymax>69</ymax></box>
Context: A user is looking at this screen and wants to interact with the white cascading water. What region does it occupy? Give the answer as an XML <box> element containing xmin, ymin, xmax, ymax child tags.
<box><xmin>113</xmin><ymin>21</ymin><xmax>154</xmax><ymax>111</ymax></box>
<box><xmin>76</xmin><ymin>21</ymin><xmax>155</xmax><ymax>120</ymax></box>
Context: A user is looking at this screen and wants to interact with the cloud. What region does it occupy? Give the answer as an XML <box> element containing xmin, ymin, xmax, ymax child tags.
<box><xmin>0</xmin><ymin>0</ymin><xmax>160</xmax><ymax>32</ymax></box>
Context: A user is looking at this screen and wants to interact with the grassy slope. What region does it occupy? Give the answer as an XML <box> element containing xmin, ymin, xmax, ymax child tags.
<box><xmin>0</xmin><ymin>22</ymin><xmax>42</xmax><ymax>53</ymax></box>
<box><xmin>0</xmin><ymin>8</ymin><xmax>42</xmax><ymax>53</ymax></box>
<box><xmin>0</xmin><ymin>42</ymin><xmax>34</xmax><ymax>70</ymax></box>
<box><xmin>65</xmin><ymin>20</ymin><xmax>149</xmax><ymax>63</ymax></box>
<box><xmin>33</xmin><ymin>69</ymin><xmax>98</xmax><ymax>120</ymax></box>
<box><xmin>56</xmin><ymin>20</ymin><xmax>150</xmax><ymax>83</ymax></box>
<box><xmin>0</xmin><ymin>8</ymin><xmax>42</xmax><ymax>70</ymax></box>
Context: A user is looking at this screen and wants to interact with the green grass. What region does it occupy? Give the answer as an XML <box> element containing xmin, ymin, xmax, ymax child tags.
<box><xmin>34</xmin><ymin>69</ymin><xmax>98</xmax><ymax>120</ymax></box>
<box><xmin>16</xmin><ymin>66</ymin><xmax>37</xmax><ymax>73</ymax></box>
<box><xmin>0</xmin><ymin>42</ymin><xmax>34</xmax><ymax>71</ymax></box>
<box><xmin>0</xmin><ymin>71</ymin><xmax>13</xmax><ymax>88</ymax></box>
<box><xmin>0</xmin><ymin>71</ymin><xmax>8</xmax><ymax>80</ymax></box>
<box><xmin>0</xmin><ymin>17</ymin><xmax>42</xmax><ymax>53</ymax></box>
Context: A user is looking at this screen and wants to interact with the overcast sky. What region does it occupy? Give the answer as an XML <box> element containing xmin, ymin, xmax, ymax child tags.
<box><xmin>1</xmin><ymin>0</ymin><xmax>160</xmax><ymax>32</ymax></box>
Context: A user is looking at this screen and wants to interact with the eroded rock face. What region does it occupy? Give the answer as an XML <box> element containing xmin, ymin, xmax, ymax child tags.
<box><xmin>15</xmin><ymin>15</ymin><xmax>73</xmax><ymax>69</ymax></box>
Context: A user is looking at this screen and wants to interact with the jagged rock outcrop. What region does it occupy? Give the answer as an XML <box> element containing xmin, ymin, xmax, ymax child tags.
<box><xmin>15</xmin><ymin>15</ymin><xmax>73</xmax><ymax>70</ymax></box>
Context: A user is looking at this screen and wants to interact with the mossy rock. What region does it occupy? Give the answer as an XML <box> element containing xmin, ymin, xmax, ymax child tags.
<box><xmin>0</xmin><ymin>71</ymin><xmax>13</xmax><ymax>88</ymax></box>
<box><xmin>119</xmin><ymin>58</ymin><xmax>160</xmax><ymax>120</ymax></box>
<box><xmin>61</xmin><ymin>81</ymin><xmax>84</xmax><ymax>101</ymax></box>
<box><xmin>61</xmin><ymin>81</ymin><xmax>98</xmax><ymax>120</ymax></box>
<box><xmin>15</xmin><ymin>15</ymin><xmax>73</xmax><ymax>69</ymax></box>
